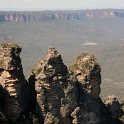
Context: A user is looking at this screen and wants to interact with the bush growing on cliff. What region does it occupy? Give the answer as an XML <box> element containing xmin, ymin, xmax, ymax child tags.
<box><xmin>69</xmin><ymin>52</ymin><xmax>100</xmax><ymax>73</ymax></box>
<box><xmin>0</xmin><ymin>42</ymin><xmax>20</xmax><ymax>48</ymax></box>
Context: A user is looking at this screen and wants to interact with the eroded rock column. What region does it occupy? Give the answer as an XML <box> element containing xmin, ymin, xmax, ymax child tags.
<box><xmin>29</xmin><ymin>47</ymin><xmax>78</xmax><ymax>124</ymax></box>
<box><xmin>0</xmin><ymin>43</ymin><xmax>27</xmax><ymax>121</ymax></box>
<box><xmin>70</xmin><ymin>52</ymin><xmax>107</xmax><ymax>124</ymax></box>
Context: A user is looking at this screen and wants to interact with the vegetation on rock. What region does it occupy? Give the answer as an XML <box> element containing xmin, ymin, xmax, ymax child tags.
<box><xmin>0</xmin><ymin>42</ymin><xmax>123</xmax><ymax>124</ymax></box>
<box><xmin>0</xmin><ymin>42</ymin><xmax>21</xmax><ymax>48</ymax></box>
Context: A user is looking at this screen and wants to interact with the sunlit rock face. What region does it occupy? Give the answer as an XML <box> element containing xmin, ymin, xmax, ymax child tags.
<box><xmin>0</xmin><ymin>43</ymin><xmax>29</xmax><ymax>121</ymax></box>
<box><xmin>70</xmin><ymin>52</ymin><xmax>101</xmax><ymax>98</ymax></box>
<box><xmin>29</xmin><ymin>47</ymin><xmax>78</xmax><ymax>124</ymax></box>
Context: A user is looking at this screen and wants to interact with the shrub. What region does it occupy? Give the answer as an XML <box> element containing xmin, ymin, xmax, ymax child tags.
<box><xmin>0</xmin><ymin>42</ymin><xmax>20</xmax><ymax>48</ymax></box>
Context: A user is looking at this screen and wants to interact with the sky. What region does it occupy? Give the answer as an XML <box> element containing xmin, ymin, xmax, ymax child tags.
<box><xmin>0</xmin><ymin>0</ymin><xmax>124</xmax><ymax>11</ymax></box>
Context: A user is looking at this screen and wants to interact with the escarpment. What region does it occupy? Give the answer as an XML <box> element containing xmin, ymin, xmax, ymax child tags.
<box><xmin>1</xmin><ymin>10</ymin><xmax>124</xmax><ymax>23</ymax></box>
<box><xmin>0</xmin><ymin>42</ymin><xmax>123</xmax><ymax>124</ymax></box>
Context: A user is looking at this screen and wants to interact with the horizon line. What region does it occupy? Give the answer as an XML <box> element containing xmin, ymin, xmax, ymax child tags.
<box><xmin>0</xmin><ymin>8</ymin><xmax>124</xmax><ymax>12</ymax></box>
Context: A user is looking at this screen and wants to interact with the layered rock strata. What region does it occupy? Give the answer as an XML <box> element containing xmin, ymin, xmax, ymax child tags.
<box><xmin>29</xmin><ymin>47</ymin><xmax>78</xmax><ymax>123</ymax></box>
<box><xmin>29</xmin><ymin>48</ymin><xmax>111</xmax><ymax>124</ymax></box>
<box><xmin>0</xmin><ymin>43</ymin><xmax>123</xmax><ymax>124</ymax></box>
<box><xmin>0</xmin><ymin>10</ymin><xmax>124</xmax><ymax>23</ymax></box>
<box><xmin>69</xmin><ymin>52</ymin><xmax>108</xmax><ymax>124</ymax></box>
<box><xmin>0</xmin><ymin>43</ymin><xmax>29</xmax><ymax>122</ymax></box>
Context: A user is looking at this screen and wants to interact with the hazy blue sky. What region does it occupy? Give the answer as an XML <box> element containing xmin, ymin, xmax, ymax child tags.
<box><xmin>0</xmin><ymin>0</ymin><xmax>124</xmax><ymax>10</ymax></box>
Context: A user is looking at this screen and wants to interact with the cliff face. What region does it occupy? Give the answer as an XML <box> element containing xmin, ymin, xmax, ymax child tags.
<box><xmin>69</xmin><ymin>53</ymin><xmax>106</xmax><ymax>124</ymax></box>
<box><xmin>0</xmin><ymin>42</ymin><xmax>123</xmax><ymax>124</ymax></box>
<box><xmin>0</xmin><ymin>10</ymin><xmax>124</xmax><ymax>22</ymax></box>
<box><xmin>29</xmin><ymin>47</ymin><xmax>78</xmax><ymax>123</ymax></box>
<box><xmin>0</xmin><ymin>43</ymin><xmax>32</xmax><ymax>122</ymax></box>
<box><xmin>70</xmin><ymin>52</ymin><xmax>101</xmax><ymax>98</ymax></box>
<box><xmin>29</xmin><ymin>47</ymin><xmax>123</xmax><ymax>124</ymax></box>
<box><xmin>0</xmin><ymin>43</ymin><xmax>22</xmax><ymax>120</ymax></box>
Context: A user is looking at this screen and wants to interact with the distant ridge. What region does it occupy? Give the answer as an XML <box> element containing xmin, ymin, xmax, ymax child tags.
<box><xmin>0</xmin><ymin>9</ymin><xmax>124</xmax><ymax>22</ymax></box>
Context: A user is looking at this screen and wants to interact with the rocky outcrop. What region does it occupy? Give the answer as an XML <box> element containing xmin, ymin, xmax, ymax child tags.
<box><xmin>29</xmin><ymin>48</ymin><xmax>115</xmax><ymax>124</ymax></box>
<box><xmin>0</xmin><ymin>43</ymin><xmax>22</xmax><ymax>120</ymax></box>
<box><xmin>70</xmin><ymin>52</ymin><xmax>101</xmax><ymax>98</ymax></box>
<box><xmin>69</xmin><ymin>52</ymin><xmax>108</xmax><ymax>124</ymax></box>
<box><xmin>29</xmin><ymin>47</ymin><xmax>78</xmax><ymax>123</ymax></box>
<box><xmin>0</xmin><ymin>42</ymin><xmax>123</xmax><ymax>124</ymax></box>
<box><xmin>0</xmin><ymin>42</ymin><xmax>31</xmax><ymax>122</ymax></box>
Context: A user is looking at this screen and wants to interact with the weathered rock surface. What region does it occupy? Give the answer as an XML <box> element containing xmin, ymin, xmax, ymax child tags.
<box><xmin>28</xmin><ymin>47</ymin><xmax>124</xmax><ymax>124</ymax></box>
<box><xmin>69</xmin><ymin>52</ymin><xmax>109</xmax><ymax>124</ymax></box>
<box><xmin>29</xmin><ymin>48</ymin><xmax>114</xmax><ymax>124</ymax></box>
<box><xmin>70</xmin><ymin>52</ymin><xmax>101</xmax><ymax>98</ymax></box>
<box><xmin>0</xmin><ymin>42</ymin><xmax>31</xmax><ymax>122</ymax></box>
<box><xmin>29</xmin><ymin>47</ymin><xmax>78</xmax><ymax>124</ymax></box>
<box><xmin>0</xmin><ymin>42</ymin><xmax>123</xmax><ymax>124</ymax></box>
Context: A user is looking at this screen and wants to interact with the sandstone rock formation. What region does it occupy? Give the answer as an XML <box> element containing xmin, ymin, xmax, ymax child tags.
<box><xmin>69</xmin><ymin>52</ymin><xmax>108</xmax><ymax>124</ymax></box>
<box><xmin>70</xmin><ymin>52</ymin><xmax>101</xmax><ymax>98</ymax></box>
<box><xmin>29</xmin><ymin>48</ymin><xmax>111</xmax><ymax>124</ymax></box>
<box><xmin>0</xmin><ymin>42</ymin><xmax>31</xmax><ymax>122</ymax></box>
<box><xmin>0</xmin><ymin>42</ymin><xmax>123</xmax><ymax>124</ymax></box>
<box><xmin>29</xmin><ymin>47</ymin><xmax>78</xmax><ymax>124</ymax></box>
